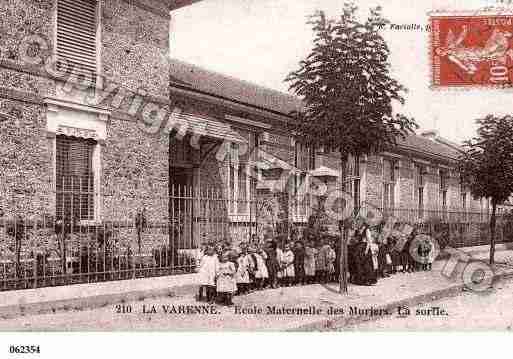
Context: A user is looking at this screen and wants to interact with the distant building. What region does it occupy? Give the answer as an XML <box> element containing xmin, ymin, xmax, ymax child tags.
<box><xmin>165</xmin><ymin>60</ymin><xmax>496</xmax><ymax>228</ymax></box>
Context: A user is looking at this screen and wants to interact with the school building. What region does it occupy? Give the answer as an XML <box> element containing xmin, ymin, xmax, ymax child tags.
<box><xmin>0</xmin><ymin>0</ymin><xmax>510</xmax><ymax>290</ymax></box>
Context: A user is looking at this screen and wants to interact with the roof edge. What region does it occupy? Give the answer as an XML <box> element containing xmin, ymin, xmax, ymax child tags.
<box><xmin>169</xmin><ymin>84</ymin><xmax>294</xmax><ymax>123</ymax></box>
<box><xmin>168</xmin><ymin>0</ymin><xmax>205</xmax><ymax>11</ymax></box>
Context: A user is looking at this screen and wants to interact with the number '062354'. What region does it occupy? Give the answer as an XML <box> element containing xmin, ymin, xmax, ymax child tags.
<box><xmin>9</xmin><ymin>345</ymin><xmax>40</xmax><ymax>354</ymax></box>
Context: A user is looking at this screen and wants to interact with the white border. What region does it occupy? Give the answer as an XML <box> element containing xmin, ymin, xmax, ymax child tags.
<box><xmin>0</xmin><ymin>332</ymin><xmax>510</xmax><ymax>359</ymax></box>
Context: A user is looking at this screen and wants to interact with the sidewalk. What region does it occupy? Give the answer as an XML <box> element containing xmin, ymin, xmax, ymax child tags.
<box><xmin>0</xmin><ymin>246</ymin><xmax>512</xmax><ymax>331</ymax></box>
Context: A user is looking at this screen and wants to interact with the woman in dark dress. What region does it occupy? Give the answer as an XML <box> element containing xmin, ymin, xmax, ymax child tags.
<box><xmin>400</xmin><ymin>229</ymin><xmax>417</xmax><ymax>273</ymax></box>
<box><xmin>353</xmin><ymin>224</ymin><xmax>378</xmax><ymax>286</ymax></box>
<box><xmin>351</xmin><ymin>241</ymin><xmax>365</xmax><ymax>285</ymax></box>
<box><xmin>348</xmin><ymin>231</ymin><xmax>361</xmax><ymax>284</ymax></box>
<box><xmin>349</xmin><ymin>225</ymin><xmax>368</xmax><ymax>285</ymax></box>
<box><xmin>362</xmin><ymin>239</ymin><xmax>378</xmax><ymax>285</ymax></box>
<box><xmin>264</xmin><ymin>240</ymin><xmax>279</xmax><ymax>288</ymax></box>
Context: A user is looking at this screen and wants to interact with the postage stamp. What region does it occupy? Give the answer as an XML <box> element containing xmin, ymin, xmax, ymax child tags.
<box><xmin>431</xmin><ymin>14</ymin><xmax>513</xmax><ymax>87</ymax></box>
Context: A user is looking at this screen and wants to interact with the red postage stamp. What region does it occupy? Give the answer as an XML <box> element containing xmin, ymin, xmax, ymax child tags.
<box><xmin>431</xmin><ymin>14</ymin><xmax>513</xmax><ymax>87</ymax></box>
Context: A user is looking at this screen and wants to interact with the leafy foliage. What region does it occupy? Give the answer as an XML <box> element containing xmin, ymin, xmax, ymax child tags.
<box><xmin>286</xmin><ymin>4</ymin><xmax>418</xmax><ymax>292</ymax></box>
<box><xmin>458</xmin><ymin>115</ymin><xmax>513</xmax><ymax>206</ymax></box>
<box><xmin>458</xmin><ymin>114</ymin><xmax>513</xmax><ymax>263</ymax></box>
<box><xmin>285</xmin><ymin>4</ymin><xmax>417</xmax><ymax>157</ymax></box>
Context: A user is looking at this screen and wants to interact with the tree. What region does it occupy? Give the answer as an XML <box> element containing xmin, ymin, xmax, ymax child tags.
<box><xmin>285</xmin><ymin>4</ymin><xmax>417</xmax><ymax>293</ymax></box>
<box><xmin>458</xmin><ymin>115</ymin><xmax>513</xmax><ymax>265</ymax></box>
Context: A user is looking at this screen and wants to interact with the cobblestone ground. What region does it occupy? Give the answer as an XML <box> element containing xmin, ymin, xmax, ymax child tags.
<box><xmin>343</xmin><ymin>274</ymin><xmax>513</xmax><ymax>331</ymax></box>
<box><xmin>1</xmin><ymin>250</ymin><xmax>512</xmax><ymax>331</ymax></box>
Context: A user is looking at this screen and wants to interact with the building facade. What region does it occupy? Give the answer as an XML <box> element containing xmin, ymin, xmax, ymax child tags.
<box><xmin>164</xmin><ymin>59</ymin><xmax>496</xmax><ymax>226</ymax></box>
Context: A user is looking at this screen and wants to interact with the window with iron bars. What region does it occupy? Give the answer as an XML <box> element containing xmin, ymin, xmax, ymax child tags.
<box><xmin>56</xmin><ymin>135</ymin><xmax>96</xmax><ymax>221</ymax></box>
<box><xmin>238</xmin><ymin>162</ymin><xmax>248</xmax><ymax>213</ymax></box>
<box><xmin>382</xmin><ymin>158</ymin><xmax>396</xmax><ymax>211</ymax></box>
<box><xmin>309</xmin><ymin>145</ymin><xmax>316</xmax><ymax>170</ymax></box>
<box><xmin>228</xmin><ymin>143</ymin><xmax>236</xmax><ymax>214</ymax></box>
<box><xmin>347</xmin><ymin>155</ymin><xmax>361</xmax><ymax>213</ymax></box>
<box><xmin>291</xmin><ymin>142</ymin><xmax>311</xmax><ymax>221</ymax></box>
<box><xmin>461</xmin><ymin>190</ymin><xmax>467</xmax><ymax>211</ymax></box>
<box><xmin>459</xmin><ymin>177</ymin><xmax>466</xmax><ymax>208</ymax></box>
<box><xmin>439</xmin><ymin>169</ymin><xmax>448</xmax><ymax>213</ymax></box>
<box><xmin>293</xmin><ymin>172</ymin><xmax>308</xmax><ymax>219</ymax></box>
<box><xmin>460</xmin><ymin>179</ymin><xmax>468</xmax><ymax>221</ymax></box>
<box><xmin>56</xmin><ymin>0</ymin><xmax>98</xmax><ymax>84</ymax></box>
<box><xmin>227</xmin><ymin>132</ymin><xmax>257</xmax><ymax>217</ymax></box>
<box><xmin>415</xmin><ymin>164</ymin><xmax>425</xmax><ymax>219</ymax></box>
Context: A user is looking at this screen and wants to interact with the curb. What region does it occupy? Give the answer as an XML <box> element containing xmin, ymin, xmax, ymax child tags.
<box><xmin>0</xmin><ymin>284</ymin><xmax>196</xmax><ymax>320</ymax></box>
<box><xmin>1</xmin><ymin>247</ymin><xmax>511</xmax><ymax>324</ymax></box>
<box><xmin>288</xmin><ymin>269</ymin><xmax>513</xmax><ymax>331</ymax></box>
<box><xmin>435</xmin><ymin>243</ymin><xmax>511</xmax><ymax>261</ymax></box>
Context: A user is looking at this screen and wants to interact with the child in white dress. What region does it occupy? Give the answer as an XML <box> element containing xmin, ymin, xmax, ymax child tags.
<box><xmin>197</xmin><ymin>246</ymin><xmax>218</xmax><ymax>303</ymax></box>
<box><xmin>235</xmin><ymin>248</ymin><xmax>252</xmax><ymax>295</ymax></box>
<box><xmin>216</xmin><ymin>252</ymin><xmax>237</xmax><ymax>305</ymax></box>
<box><xmin>251</xmin><ymin>245</ymin><xmax>268</xmax><ymax>290</ymax></box>
<box><xmin>282</xmin><ymin>243</ymin><xmax>295</xmax><ymax>287</ymax></box>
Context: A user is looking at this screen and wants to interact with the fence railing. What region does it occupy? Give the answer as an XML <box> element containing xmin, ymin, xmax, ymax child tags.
<box><xmin>0</xmin><ymin>186</ymin><xmax>511</xmax><ymax>291</ymax></box>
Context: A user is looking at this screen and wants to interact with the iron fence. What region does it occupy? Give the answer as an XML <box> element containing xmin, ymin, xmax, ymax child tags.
<box><xmin>367</xmin><ymin>206</ymin><xmax>512</xmax><ymax>248</ymax></box>
<box><xmin>0</xmin><ymin>184</ymin><xmax>512</xmax><ymax>291</ymax></box>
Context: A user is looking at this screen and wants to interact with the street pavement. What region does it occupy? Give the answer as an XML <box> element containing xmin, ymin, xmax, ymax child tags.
<box><xmin>1</xmin><ymin>250</ymin><xmax>512</xmax><ymax>331</ymax></box>
<box><xmin>343</xmin><ymin>274</ymin><xmax>513</xmax><ymax>331</ymax></box>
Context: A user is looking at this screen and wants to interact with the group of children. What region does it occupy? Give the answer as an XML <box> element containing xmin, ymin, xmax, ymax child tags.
<box><xmin>197</xmin><ymin>223</ymin><xmax>435</xmax><ymax>305</ymax></box>
<box><xmin>197</xmin><ymin>238</ymin><xmax>337</xmax><ymax>306</ymax></box>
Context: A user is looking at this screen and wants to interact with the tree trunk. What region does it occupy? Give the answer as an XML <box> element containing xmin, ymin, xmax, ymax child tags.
<box><xmin>339</xmin><ymin>152</ymin><xmax>348</xmax><ymax>294</ymax></box>
<box><xmin>489</xmin><ymin>201</ymin><xmax>497</xmax><ymax>265</ymax></box>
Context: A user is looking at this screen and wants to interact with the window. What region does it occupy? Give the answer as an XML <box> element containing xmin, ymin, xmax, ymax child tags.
<box><xmin>439</xmin><ymin>169</ymin><xmax>448</xmax><ymax>212</ymax></box>
<box><xmin>56</xmin><ymin>135</ymin><xmax>96</xmax><ymax>221</ymax></box>
<box><xmin>308</xmin><ymin>146</ymin><xmax>316</xmax><ymax>170</ymax></box>
<box><xmin>482</xmin><ymin>198</ymin><xmax>491</xmax><ymax>216</ymax></box>
<box><xmin>460</xmin><ymin>178</ymin><xmax>467</xmax><ymax>211</ymax></box>
<box><xmin>238</xmin><ymin>164</ymin><xmax>247</xmax><ymax>214</ymax></box>
<box><xmin>56</xmin><ymin>0</ymin><xmax>98</xmax><ymax>82</ymax></box>
<box><xmin>226</xmin><ymin>131</ymin><xmax>257</xmax><ymax>217</ymax></box>
<box><xmin>383</xmin><ymin>159</ymin><xmax>396</xmax><ymax>210</ymax></box>
<box><xmin>415</xmin><ymin>164</ymin><xmax>425</xmax><ymax>219</ymax></box>
<box><xmin>228</xmin><ymin>143</ymin><xmax>236</xmax><ymax>213</ymax></box>
<box><xmin>293</xmin><ymin>172</ymin><xmax>308</xmax><ymax>218</ymax></box>
<box><xmin>348</xmin><ymin>155</ymin><xmax>361</xmax><ymax>212</ymax></box>
<box><xmin>292</xmin><ymin>142</ymin><xmax>309</xmax><ymax>220</ymax></box>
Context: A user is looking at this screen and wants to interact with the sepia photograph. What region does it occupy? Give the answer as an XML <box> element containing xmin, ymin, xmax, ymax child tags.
<box><xmin>1</xmin><ymin>0</ymin><xmax>513</xmax><ymax>351</ymax></box>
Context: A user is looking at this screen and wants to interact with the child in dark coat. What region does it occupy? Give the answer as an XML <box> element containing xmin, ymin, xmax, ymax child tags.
<box><xmin>292</xmin><ymin>241</ymin><xmax>306</xmax><ymax>285</ymax></box>
<box><xmin>264</xmin><ymin>240</ymin><xmax>279</xmax><ymax>288</ymax></box>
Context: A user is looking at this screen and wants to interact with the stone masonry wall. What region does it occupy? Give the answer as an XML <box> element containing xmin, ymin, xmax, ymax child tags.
<box><xmin>98</xmin><ymin>0</ymin><xmax>171</xmax><ymax>222</ymax></box>
<box><xmin>0</xmin><ymin>0</ymin><xmax>56</xmax><ymax>218</ymax></box>
<box><xmin>101</xmin><ymin>0</ymin><xmax>170</xmax><ymax>98</ymax></box>
<box><xmin>0</xmin><ymin>0</ymin><xmax>173</xmax><ymax>262</ymax></box>
<box><xmin>0</xmin><ymin>0</ymin><xmax>54</xmax><ymax>64</ymax></box>
<box><xmin>0</xmin><ymin>98</ymin><xmax>52</xmax><ymax>217</ymax></box>
<box><xmin>102</xmin><ymin>118</ymin><xmax>169</xmax><ymax>222</ymax></box>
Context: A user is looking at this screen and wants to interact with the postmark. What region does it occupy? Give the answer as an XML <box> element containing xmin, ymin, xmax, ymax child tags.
<box><xmin>431</xmin><ymin>14</ymin><xmax>513</xmax><ymax>87</ymax></box>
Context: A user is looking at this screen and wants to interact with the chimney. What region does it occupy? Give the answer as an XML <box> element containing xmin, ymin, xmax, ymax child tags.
<box><xmin>421</xmin><ymin>129</ymin><xmax>439</xmax><ymax>141</ymax></box>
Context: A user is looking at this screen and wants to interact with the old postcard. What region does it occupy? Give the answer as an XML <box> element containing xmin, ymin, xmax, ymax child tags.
<box><xmin>1</xmin><ymin>0</ymin><xmax>513</xmax><ymax>343</ymax></box>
